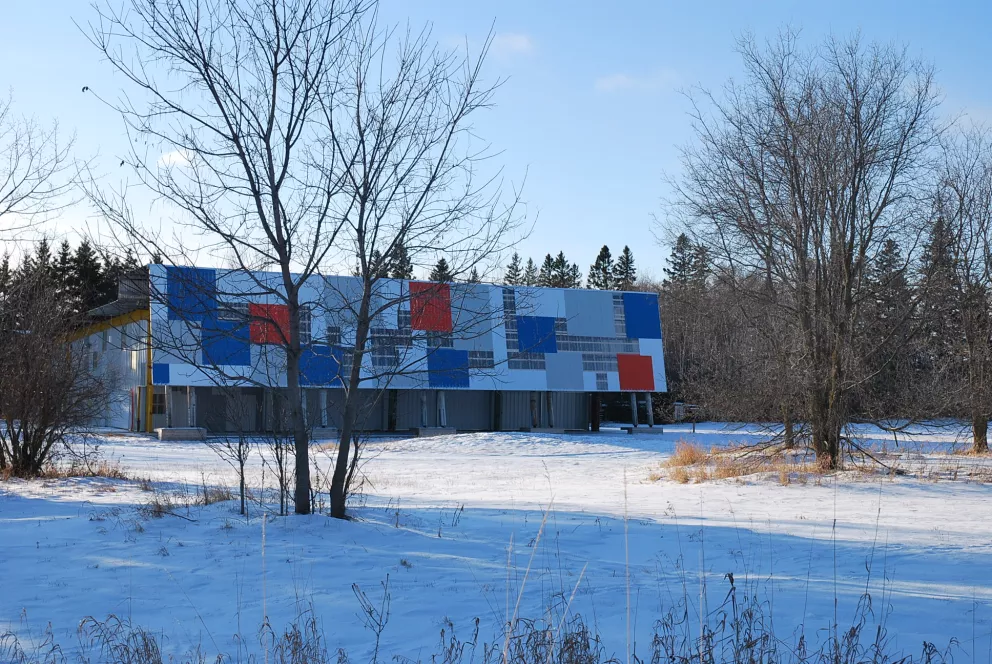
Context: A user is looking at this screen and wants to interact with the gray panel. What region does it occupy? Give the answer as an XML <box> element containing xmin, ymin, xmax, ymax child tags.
<box><xmin>444</xmin><ymin>390</ymin><xmax>492</xmax><ymax>430</ymax></box>
<box><xmin>563</xmin><ymin>290</ymin><xmax>616</xmax><ymax>337</ymax></box>
<box><xmin>545</xmin><ymin>352</ymin><xmax>584</xmax><ymax>390</ymax></box>
<box><xmin>451</xmin><ymin>284</ymin><xmax>497</xmax><ymax>351</ymax></box>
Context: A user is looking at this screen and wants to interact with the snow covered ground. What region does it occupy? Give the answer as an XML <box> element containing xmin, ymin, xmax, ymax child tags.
<box><xmin>2</xmin><ymin>424</ymin><xmax>991</xmax><ymax>661</ymax></box>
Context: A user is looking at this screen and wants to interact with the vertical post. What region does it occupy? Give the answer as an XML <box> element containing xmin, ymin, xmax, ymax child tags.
<box><xmin>420</xmin><ymin>391</ymin><xmax>428</xmax><ymax>427</ymax></box>
<box><xmin>438</xmin><ymin>390</ymin><xmax>447</xmax><ymax>428</ymax></box>
<box><xmin>144</xmin><ymin>316</ymin><xmax>153</xmax><ymax>433</ymax></box>
<box><xmin>188</xmin><ymin>386</ymin><xmax>197</xmax><ymax>428</ymax></box>
<box><xmin>545</xmin><ymin>392</ymin><xmax>555</xmax><ymax>429</ymax></box>
<box><xmin>630</xmin><ymin>392</ymin><xmax>638</xmax><ymax>427</ymax></box>
<box><xmin>530</xmin><ymin>391</ymin><xmax>539</xmax><ymax>429</ymax></box>
<box><xmin>590</xmin><ymin>393</ymin><xmax>601</xmax><ymax>432</ymax></box>
<box><xmin>493</xmin><ymin>391</ymin><xmax>503</xmax><ymax>431</ymax></box>
<box><xmin>319</xmin><ymin>389</ymin><xmax>328</xmax><ymax>427</ymax></box>
<box><xmin>387</xmin><ymin>390</ymin><xmax>398</xmax><ymax>431</ymax></box>
<box><xmin>646</xmin><ymin>392</ymin><xmax>654</xmax><ymax>428</ymax></box>
<box><xmin>165</xmin><ymin>387</ymin><xmax>173</xmax><ymax>428</ymax></box>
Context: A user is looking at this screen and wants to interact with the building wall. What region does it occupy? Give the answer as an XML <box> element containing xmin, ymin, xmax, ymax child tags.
<box><xmin>72</xmin><ymin>314</ymin><xmax>149</xmax><ymax>430</ymax></box>
<box><xmin>147</xmin><ymin>265</ymin><xmax>668</xmax><ymax>396</ymax></box>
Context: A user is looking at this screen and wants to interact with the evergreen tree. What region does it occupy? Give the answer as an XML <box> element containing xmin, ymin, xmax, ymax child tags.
<box><xmin>690</xmin><ymin>244</ymin><xmax>710</xmax><ymax>290</ymax></box>
<box><xmin>861</xmin><ymin>238</ymin><xmax>915</xmax><ymax>415</ymax></box>
<box><xmin>150</xmin><ymin>252</ymin><xmax>164</xmax><ymax>265</ymax></box>
<box><xmin>54</xmin><ymin>240</ymin><xmax>74</xmax><ymax>305</ymax></box>
<box><xmin>523</xmin><ymin>258</ymin><xmax>538</xmax><ymax>286</ymax></box>
<box><xmin>467</xmin><ymin>267</ymin><xmax>480</xmax><ymax>283</ymax></box>
<box><xmin>537</xmin><ymin>254</ymin><xmax>554</xmax><ymax>287</ymax></box>
<box><xmin>72</xmin><ymin>240</ymin><xmax>104</xmax><ymax>312</ymax></box>
<box><xmin>24</xmin><ymin>238</ymin><xmax>54</xmax><ymax>283</ymax></box>
<box><xmin>663</xmin><ymin>234</ymin><xmax>694</xmax><ymax>290</ymax></box>
<box><xmin>504</xmin><ymin>252</ymin><xmax>523</xmax><ymax>285</ymax></box>
<box><xmin>614</xmin><ymin>245</ymin><xmax>637</xmax><ymax>290</ymax></box>
<box><xmin>0</xmin><ymin>253</ymin><xmax>10</xmax><ymax>300</ymax></box>
<box><xmin>389</xmin><ymin>241</ymin><xmax>414</xmax><ymax>280</ymax></box>
<box><xmin>587</xmin><ymin>245</ymin><xmax>614</xmax><ymax>290</ymax></box>
<box><xmin>917</xmin><ymin>215</ymin><xmax>960</xmax><ymax>366</ymax></box>
<box><xmin>429</xmin><ymin>257</ymin><xmax>453</xmax><ymax>282</ymax></box>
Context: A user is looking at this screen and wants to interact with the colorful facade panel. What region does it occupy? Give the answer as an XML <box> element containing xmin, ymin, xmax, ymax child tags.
<box><xmin>149</xmin><ymin>265</ymin><xmax>667</xmax><ymax>392</ymax></box>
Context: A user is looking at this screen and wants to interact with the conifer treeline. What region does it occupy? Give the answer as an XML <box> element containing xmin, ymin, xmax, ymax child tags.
<box><xmin>0</xmin><ymin>239</ymin><xmax>146</xmax><ymax>316</ymax></box>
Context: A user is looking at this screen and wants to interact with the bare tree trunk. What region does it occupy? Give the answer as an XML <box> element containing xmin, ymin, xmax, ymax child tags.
<box><xmin>331</xmin><ymin>290</ymin><xmax>372</xmax><ymax>519</ymax></box>
<box><xmin>973</xmin><ymin>414</ymin><xmax>989</xmax><ymax>453</ymax></box>
<box><xmin>782</xmin><ymin>406</ymin><xmax>794</xmax><ymax>449</ymax></box>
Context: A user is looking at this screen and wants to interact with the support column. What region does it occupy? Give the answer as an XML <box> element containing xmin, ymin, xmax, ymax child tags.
<box><xmin>438</xmin><ymin>390</ymin><xmax>448</xmax><ymax>428</ymax></box>
<box><xmin>646</xmin><ymin>392</ymin><xmax>654</xmax><ymax>428</ymax></box>
<box><xmin>319</xmin><ymin>389</ymin><xmax>328</xmax><ymax>427</ymax></box>
<box><xmin>590</xmin><ymin>393</ymin><xmax>601</xmax><ymax>432</ymax></box>
<box><xmin>420</xmin><ymin>391</ymin><xmax>429</xmax><ymax>427</ymax></box>
<box><xmin>530</xmin><ymin>391</ymin><xmax>539</xmax><ymax>428</ymax></box>
<box><xmin>165</xmin><ymin>387</ymin><xmax>173</xmax><ymax>428</ymax></box>
<box><xmin>387</xmin><ymin>390</ymin><xmax>398</xmax><ymax>431</ymax></box>
<box><xmin>187</xmin><ymin>386</ymin><xmax>197</xmax><ymax>428</ymax></box>
<box><xmin>545</xmin><ymin>392</ymin><xmax>555</xmax><ymax>429</ymax></box>
<box><xmin>630</xmin><ymin>392</ymin><xmax>638</xmax><ymax>427</ymax></box>
<box><xmin>493</xmin><ymin>391</ymin><xmax>503</xmax><ymax>431</ymax></box>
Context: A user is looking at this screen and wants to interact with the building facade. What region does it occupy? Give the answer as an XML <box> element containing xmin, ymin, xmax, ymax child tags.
<box><xmin>75</xmin><ymin>265</ymin><xmax>667</xmax><ymax>433</ymax></box>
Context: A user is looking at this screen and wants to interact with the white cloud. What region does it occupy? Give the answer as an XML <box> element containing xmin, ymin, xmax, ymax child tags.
<box><xmin>157</xmin><ymin>149</ymin><xmax>192</xmax><ymax>168</ymax></box>
<box><xmin>594</xmin><ymin>69</ymin><xmax>679</xmax><ymax>93</ymax></box>
<box><xmin>491</xmin><ymin>33</ymin><xmax>535</xmax><ymax>57</ymax></box>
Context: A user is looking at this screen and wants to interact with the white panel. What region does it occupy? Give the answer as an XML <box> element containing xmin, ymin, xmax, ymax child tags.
<box><xmin>638</xmin><ymin>338</ymin><xmax>668</xmax><ymax>392</ymax></box>
<box><xmin>606</xmin><ymin>372</ymin><xmax>620</xmax><ymax>392</ymax></box>
<box><xmin>583</xmin><ymin>371</ymin><xmax>598</xmax><ymax>391</ymax></box>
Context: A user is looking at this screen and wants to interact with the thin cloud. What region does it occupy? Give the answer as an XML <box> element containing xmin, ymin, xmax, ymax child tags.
<box><xmin>594</xmin><ymin>69</ymin><xmax>679</xmax><ymax>93</ymax></box>
<box><xmin>491</xmin><ymin>33</ymin><xmax>535</xmax><ymax>57</ymax></box>
<box><xmin>157</xmin><ymin>149</ymin><xmax>192</xmax><ymax>168</ymax></box>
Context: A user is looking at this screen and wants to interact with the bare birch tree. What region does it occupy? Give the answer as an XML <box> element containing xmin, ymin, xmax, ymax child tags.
<box><xmin>671</xmin><ymin>32</ymin><xmax>939</xmax><ymax>468</ymax></box>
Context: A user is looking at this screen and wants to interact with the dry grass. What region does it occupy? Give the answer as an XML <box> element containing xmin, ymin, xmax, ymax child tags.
<box><xmin>666</xmin><ymin>441</ymin><xmax>707</xmax><ymax>467</ymax></box>
<box><xmin>650</xmin><ymin>440</ymin><xmax>829</xmax><ymax>486</ymax></box>
<box><xmin>39</xmin><ymin>459</ymin><xmax>131</xmax><ymax>480</ymax></box>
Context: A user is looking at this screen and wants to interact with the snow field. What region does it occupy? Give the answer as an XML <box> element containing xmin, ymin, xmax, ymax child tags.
<box><xmin>1</xmin><ymin>424</ymin><xmax>991</xmax><ymax>660</ymax></box>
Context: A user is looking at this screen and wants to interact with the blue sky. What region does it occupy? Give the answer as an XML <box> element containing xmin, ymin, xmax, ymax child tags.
<box><xmin>4</xmin><ymin>1</ymin><xmax>992</xmax><ymax>279</ymax></box>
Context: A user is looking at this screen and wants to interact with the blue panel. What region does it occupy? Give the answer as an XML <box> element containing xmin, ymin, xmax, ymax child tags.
<box><xmin>516</xmin><ymin>316</ymin><xmax>557</xmax><ymax>354</ymax></box>
<box><xmin>427</xmin><ymin>348</ymin><xmax>470</xmax><ymax>388</ymax></box>
<box><xmin>202</xmin><ymin>319</ymin><xmax>251</xmax><ymax>366</ymax></box>
<box><xmin>166</xmin><ymin>266</ymin><xmax>217</xmax><ymax>321</ymax></box>
<box><xmin>152</xmin><ymin>363</ymin><xmax>170</xmax><ymax>385</ymax></box>
<box><xmin>301</xmin><ymin>345</ymin><xmax>344</xmax><ymax>387</ymax></box>
<box><xmin>622</xmin><ymin>293</ymin><xmax>662</xmax><ymax>339</ymax></box>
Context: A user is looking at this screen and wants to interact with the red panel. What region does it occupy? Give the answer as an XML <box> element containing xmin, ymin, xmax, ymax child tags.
<box><xmin>410</xmin><ymin>282</ymin><xmax>453</xmax><ymax>332</ymax></box>
<box><xmin>617</xmin><ymin>354</ymin><xmax>655</xmax><ymax>391</ymax></box>
<box><xmin>249</xmin><ymin>303</ymin><xmax>290</xmax><ymax>344</ymax></box>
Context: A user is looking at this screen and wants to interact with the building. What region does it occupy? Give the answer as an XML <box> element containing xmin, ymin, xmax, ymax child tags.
<box><xmin>74</xmin><ymin>265</ymin><xmax>668</xmax><ymax>434</ymax></box>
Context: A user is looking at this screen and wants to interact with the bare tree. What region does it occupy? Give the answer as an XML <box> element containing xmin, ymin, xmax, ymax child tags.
<box><xmin>319</xmin><ymin>20</ymin><xmax>523</xmax><ymax>518</ymax></box>
<box><xmin>0</xmin><ymin>95</ymin><xmax>78</xmax><ymax>239</ymax></box>
<box><xmin>85</xmin><ymin>0</ymin><xmax>367</xmax><ymax>514</ymax></box>
<box><xmin>933</xmin><ymin>127</ymin><xmax>992</xmax><ymax>452</ymax></box>
<box><xmin>0</xmin><ymin>268</ymin><xmax>117</xmax><ymax>477</ymax></box>
<box><xmin>670</xmin><ymin>31</ymin><xmax>940</xmax><ymax>468</ymax></box>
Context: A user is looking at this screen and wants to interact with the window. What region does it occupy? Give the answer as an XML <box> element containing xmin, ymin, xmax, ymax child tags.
<box><xmin>217</xmin><ymin>301</ymin><xmax>249</xmax><ymax>322</ymax></box>
<box><xmin>151</xmin><ymin>392</ymin><xmax>166</xmax><ymax>415</ymax></box>
<box><xmin>300</xmin><ymin>311</ymin><xmax>312</xmax><ymax>345</ymax></box>
<box><xmin>327</xmin><ymin>326</ymin><xmax>341</xmax><ymax>346</ymax></box>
